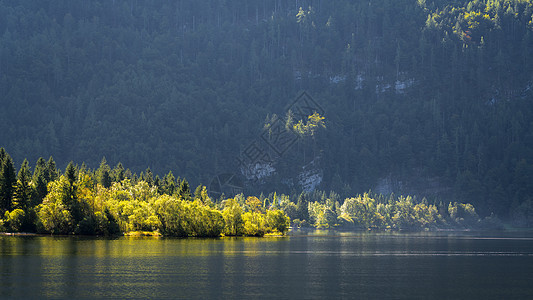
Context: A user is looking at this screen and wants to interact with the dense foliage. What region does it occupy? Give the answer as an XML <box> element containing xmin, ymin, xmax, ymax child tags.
<box><xmin>0</xmin><ymin>149</ymin><xmax>290</xmax><ymax>236</ymax></box>
<box><xmin>293</xmin><ymin>191</ymin><xmax>502</xmax><ymax>230</ymax></box>
<box><xmin>1</xmin><ymin>148</ymin><xmax>515</xmax><ymax>235</ymax></box>
<box><xmin>1</xmin><ymin>1</ymin><xmax>533</xmax><ymax>218</ymax></box>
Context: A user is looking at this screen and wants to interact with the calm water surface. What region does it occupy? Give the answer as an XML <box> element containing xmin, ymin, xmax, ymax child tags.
<box><xmin>1</xmin><ymin>230</ymin><xmax>533</xmax><ymax>299</ymax></box>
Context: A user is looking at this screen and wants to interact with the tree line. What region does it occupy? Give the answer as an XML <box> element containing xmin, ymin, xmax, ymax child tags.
<box><xmin>287</xmin><ymin>191</ymin><xmax>503</xmax><ymax>230</ymax></box>
<box><xmin>3</xmin><ymin>148</ymin><xmax>527</xmax><ymax>236</ymax></box>
<box><xmin>0</xmin><ymin>148</ymin><xmax>290</xmax><ymax>236</ymax></box>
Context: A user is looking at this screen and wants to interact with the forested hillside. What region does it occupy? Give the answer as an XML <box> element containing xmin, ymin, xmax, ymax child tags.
<box><xmin>1</xmin><ymin>0</ymin><xmax>533</xmax><ymax>218</ymax></box>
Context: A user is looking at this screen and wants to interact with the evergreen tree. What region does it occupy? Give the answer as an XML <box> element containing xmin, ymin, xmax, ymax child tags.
<box><xmin>296</xmin><ymin>192</ymin><xmax>309</xmax><ymax>222</ymax></box>
<box><xmin>194</xmin><ymin>185</ymin><xmax>212</xmax><ymax>205</ymax></box>
<box><xmin>65</xmin><ymin>162</ymin><xmax>77</xmax><ymax>187</ymax></box>
<box><xmin>145</xmin><ymin>168</ymin><xmax>154</xmax><ymax>186</ymax></box>
<box><xmin>194</xmin><ymin>185</ymin><xmax>203</xmax><ymax>201</ymax></box>
<box><xmin>160</xmin><ymin>171</ymin><xmax>176</xmax><ymax>195</ymax></box>
<box><xmin>46</xmin><ymin>156</ymin><xmax>59</xmax><ymax>182</ymax></box>
<box><xmin>13</xmin><ymin>159</ymin><xmax>33</xmax><ymax>210</ymax></box>
<box><xmin>0</xmin><ymin>148</ymin><xmax>6</xmax><ymax>162</ymax></box>
<box><xmin>113</xmin><ymin>162</ymin><xmax>125</xmax><ymax>183</ymax></box>
<box><xmin>0</xmin><ymin>151</ymin><xmax>16</xmax><ymax>212</ymax></box>
<box><xmin>97</xmin><ymin>157</ymin><xmax>112</xmax><ymax>188</ymax></box>
<box><xmin>64</xmin><ymin>161</ymin><xmax>82</xmax><ymax>224</ymax></box>
<box><xmin>32</xmin><ymin>157</ymin><xmax>49</xmax><ymax>206</ymax></box>
<box><xmin>154</xmin><ymin>175</ymin><xmax>161</xmax><ymax>190</ymax></box>
<box><xmin>178</xmin><ymin>178</ymin><xmax>191</xmax><ymax>201</ymax></box>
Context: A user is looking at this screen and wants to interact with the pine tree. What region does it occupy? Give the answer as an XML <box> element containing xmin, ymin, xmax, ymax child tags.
<box><xmin>0</xmin><ymin>151</ymin><xmax>17</xmax><ymax>212</ymax></box>
<box><xmin>46</xmin><ymin>156</ymin><xmax>59</xmax><ymax>182</ymax></box>
<box><xmin>65</xmin><ymin>162</ymin><xmax>77</xmax><ymax>187</ymax></box>
<box><xmin>13</xmin><ymin>159</ymin><xmax>33</xmax><ymax>210</ymax></box>
<box><xmin>32</xmin><ymin>157</ymin><xmax>49</xmax><ymax>206</ymax></box>
<box><xmin>113</xmin><ymin>162</ymin><xmax>125</xmax><ymax>182</ymax></box>
<box><xmin>154</xmin><ymin>175</ymin><xmax>161</xmax><ymax>190</ymax></box>
<box><xmin>144</xmin><ymin>167</ymin><xmax>154</xmax><ymax>186</ymax></box>
<box><xmin>194</xmin><ymin>185</ymin><xmax>203</xmax><ymax>201</ymax></box>
<box><xmin>0</xmin><ymin>148</ymin><xmax>6</xmax><ymax>162</ymax></box>
<box><xmin>161</xmin><ymin>171</ymin><xmax>176</xmax><ymax>195</ymax></box>
<box><xmin>97</xmin><ymin>157</ymin><xmax>112</xmax><ymax>188</ymax></box>
<box><xmin>178</xmin><ymin>178</ymin><xmax>191</xmax><ymax>201</ymax></box>
<box><xmin>64</xmin><ymin>161</ymin><xmax>82</xmax><ymax>224</ymax></box>
<box><xmin>296</xmin><ymin>192</ymin><xmax>309</xmax><ymax>222</ymax></box>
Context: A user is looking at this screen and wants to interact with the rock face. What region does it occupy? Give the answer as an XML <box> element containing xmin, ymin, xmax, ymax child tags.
<box><xmin>239</xmin><ymin>155</ymin><xmax>324</xmax><ymax>193</ymax></box>
<box><xmin>298</xmin><ymin>168</ymin><xmax>323</xmax><ymax>192</ymax></box>
<box><xmin>298</xmin><ymin>158</ymin><xmax>323</xmax><ymax>192</ymax></box>
<box><xmin>240</xmin><ymin>162</ymin><xmax>276</xmax><ymax>183</ymax></box>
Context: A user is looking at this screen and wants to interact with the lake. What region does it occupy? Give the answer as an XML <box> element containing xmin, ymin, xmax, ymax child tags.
<box><xmin>1</xmin><ymin>230</ymin><xmax>533</xmax><ymax>299</ymax></box>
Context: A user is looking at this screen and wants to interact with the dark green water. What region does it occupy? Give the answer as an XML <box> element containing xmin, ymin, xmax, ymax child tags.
<box><xmin>1</xmin><ymin>230</ymin><xmax>533</xmax><ymax>299</ymax></box>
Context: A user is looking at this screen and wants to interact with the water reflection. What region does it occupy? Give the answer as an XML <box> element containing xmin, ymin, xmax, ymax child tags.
<box><xmin>1</xmin><ymin>231</ymin><xmax>533</xmax><ymax>299</ymax></box>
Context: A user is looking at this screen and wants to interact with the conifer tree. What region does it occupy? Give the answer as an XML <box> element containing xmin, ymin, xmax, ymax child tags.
<box><xmin>97</xmin><ymin>157</ymin><xmax>112</xmax><ymax>188</ymax></box>
<box><xmin>46</xmin><ymin>156</ymin><xmax>59</xmax><ymax>182</ymax></box>
<box><xmin>160</xmin><ymin>171</ymin><xmax>176</xmax><ymax>195</ymax></box>
<box><xmin>142</xmin><ymin>168</ymin><xmax>154</xmax><ymax>186</ymax></box>
<box><xmin>64</xmin><ymin>161</ymin><xmax>82</xmax><ymax>224</ymax></box>
<box><xmin>296</xmin><ymin>192</ymin><xmax>309</xmax><ymax>222</ymax></box>
<box><xmin>32</xmin><ymin>157</ymin><xmax>49</xmax><ymax>206</ymax></box>
<box><xmin>194</xmin><ymin>185</ymin><xmax>203</xmax><ymax>201</ymax></box>
<box><xmin>178</xmin><ymin>178</ymin><xmax>191</xmax><ymax>201</ymax></box>
<box><xmin>0</xmin><ymin>148</ymin><xmax>6</xmax><ymax>162</ymax></box>
<box><xmin>0</xmin><ymin>151</ymin><xmax>16</xmax><ymax>212</ymax></box>
<box><xmin>13</xmin><ymin>159</ymin><xmax>33</xmax><ymax>210</ymax></box>
<box><xmin>194</xmin><ymin>185</ymin><xmax>212</xmax><ymax>205</ymax></box>
<box><xmin>113</xmin><ymin>162</ymin><xmax>125</xmax><ymax>182</ymax></box>
<box><xmin>65</xmin><ymin>162</ymin><xmax>77</xmax><ymax>187</ymax></box>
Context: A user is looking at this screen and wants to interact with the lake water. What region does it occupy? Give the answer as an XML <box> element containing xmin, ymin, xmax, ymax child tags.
<box><xmin>1</xmin><ymin>230</ymin><xmax>533</xmax><ymax>299</ymax></box>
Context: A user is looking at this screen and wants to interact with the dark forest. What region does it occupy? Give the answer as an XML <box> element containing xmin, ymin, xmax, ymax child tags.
<box><xmin>1</xmin><ymin>0</ymin><xmax>533</xmax><ymax>230</ymax></box>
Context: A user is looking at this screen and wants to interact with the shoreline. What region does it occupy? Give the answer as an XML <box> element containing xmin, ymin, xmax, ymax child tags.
<box><xmin>2</xmin><ymin>226</ymin><xmax>532</xmax><ymax>238</ymax></box>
